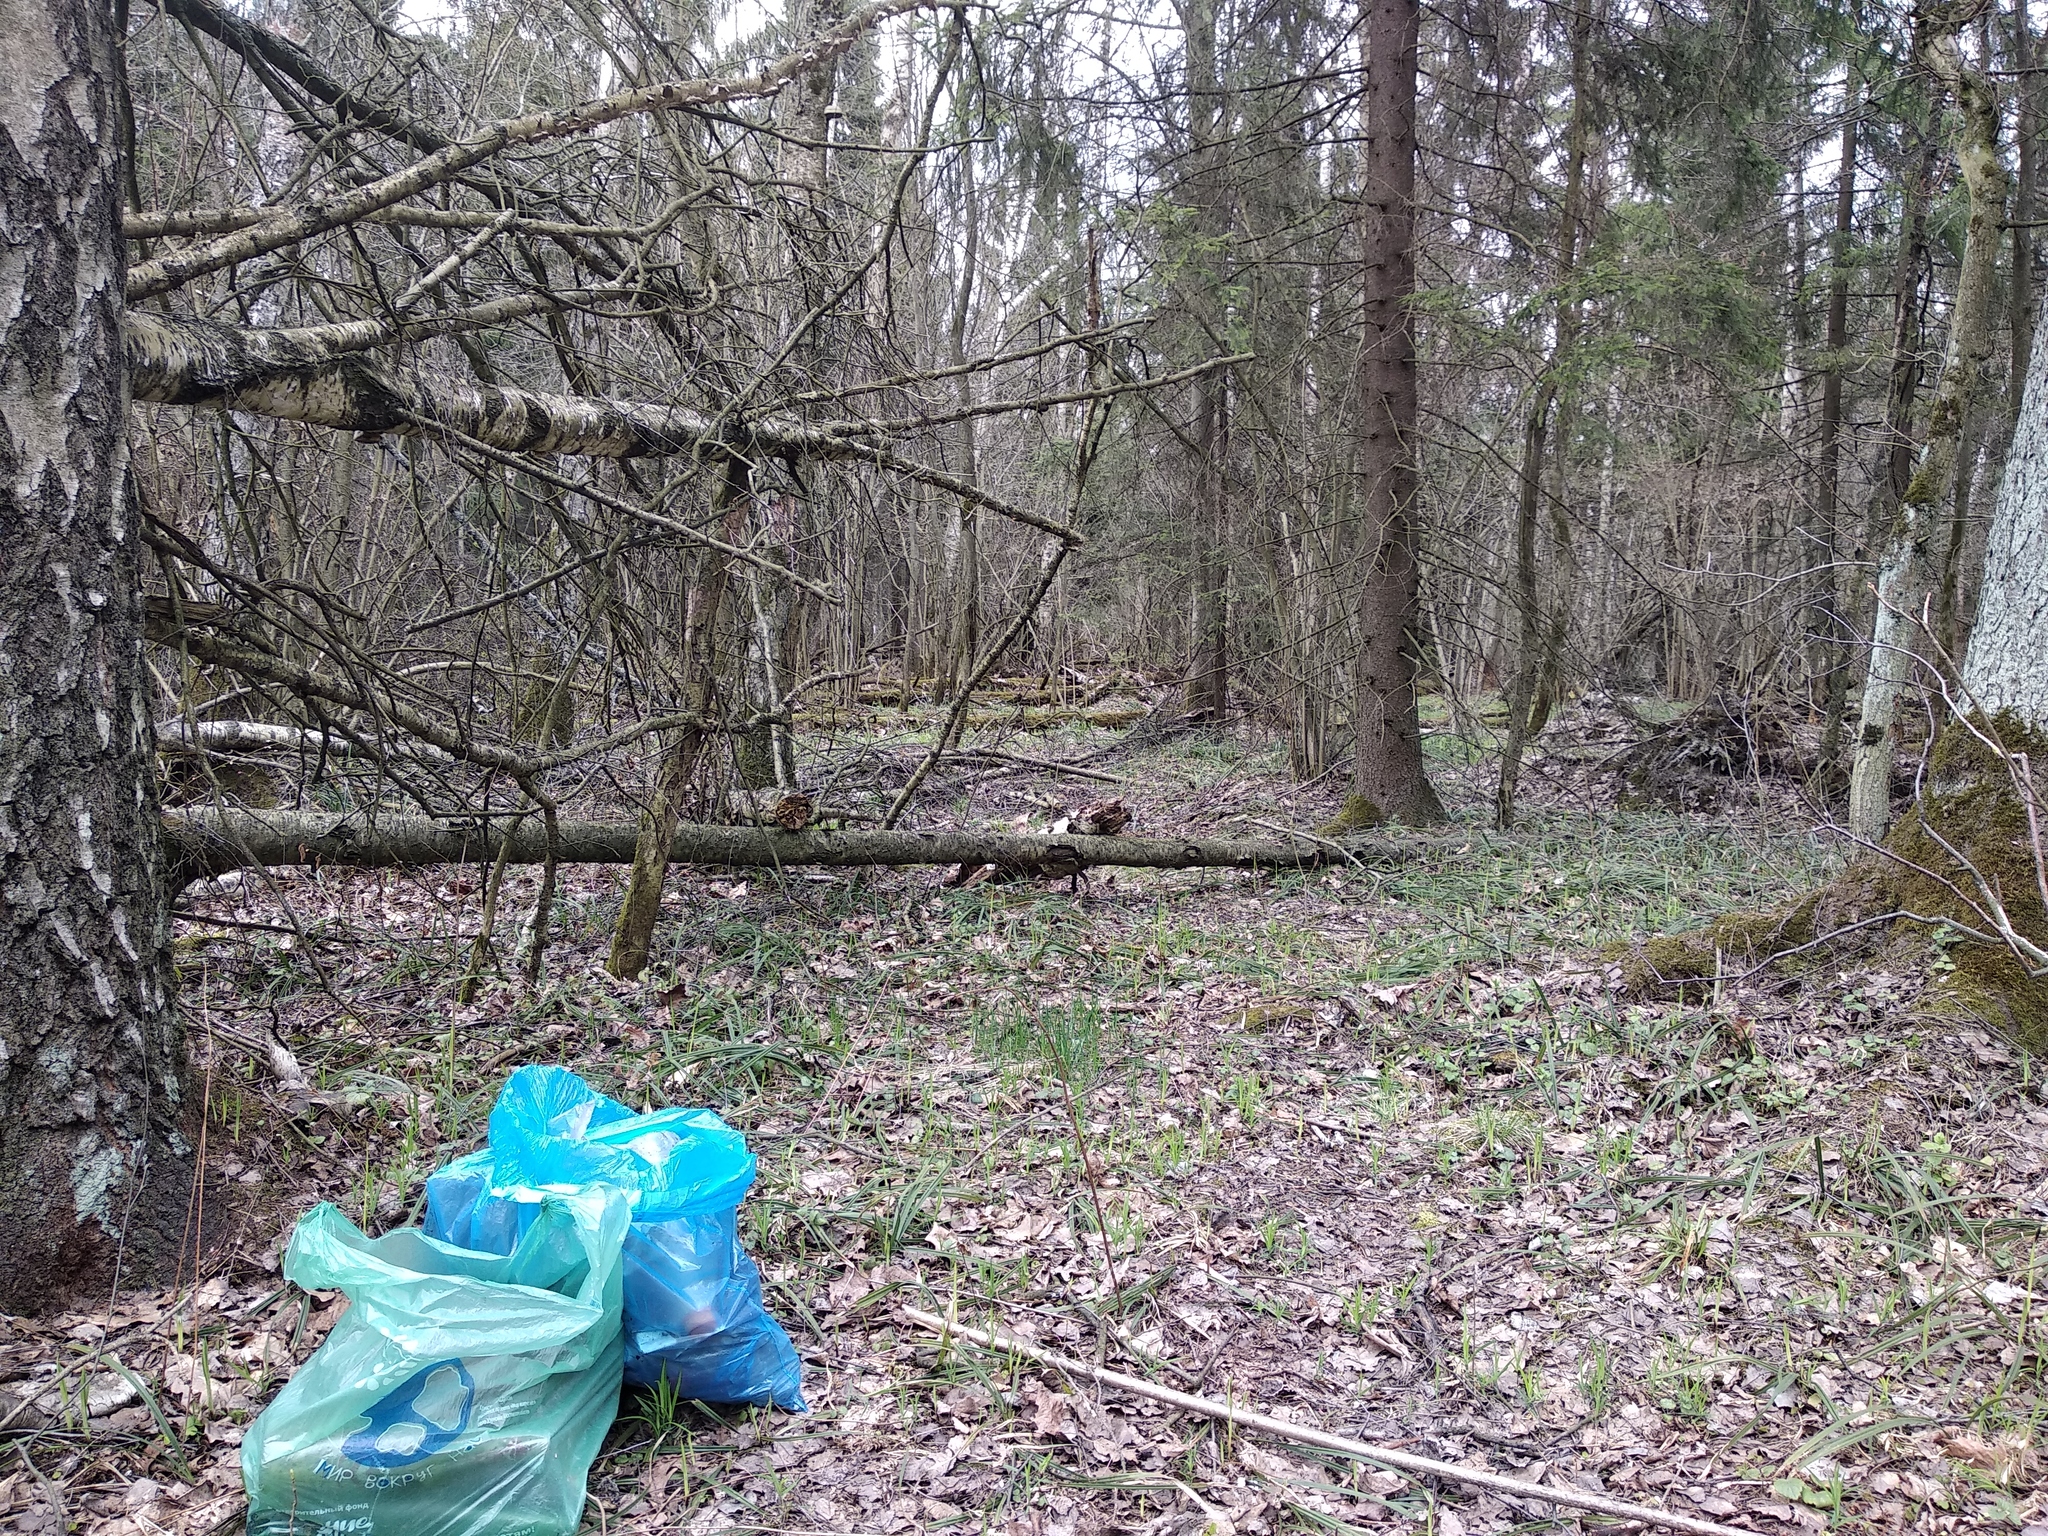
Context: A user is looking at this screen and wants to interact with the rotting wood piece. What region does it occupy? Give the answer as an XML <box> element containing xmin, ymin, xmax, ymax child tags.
<box><xmin>163</xmin><ymin>809</ymin><xmax>1347</xmax><ymax>890</ymax></box>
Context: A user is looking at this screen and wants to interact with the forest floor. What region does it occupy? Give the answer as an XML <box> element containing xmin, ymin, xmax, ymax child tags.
<box><xmin>14</xmin><ymin>697</ymin><xmax>2048</xmax><ymax>1536</ymax></box>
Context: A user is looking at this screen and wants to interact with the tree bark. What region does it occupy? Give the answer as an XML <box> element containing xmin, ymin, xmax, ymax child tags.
<box><xmin>2013</xmin><ymin>0</ymin><xmax>2039</xmax><ymax>430</ymax></box>
<box><xmin>1183</xmin><ymin>0</ymin><xmax>1230</xmax><ymax>723</ymax></box>
<box><xmin>1188</xmin><ymin>376</ymin><xmax>1230</xmax><ymax>721</ymax></box>
<box><xmin>1849</xmin><ymin>14</ymin><xmax>2008</xmax><ymax>841</ymax></box>
<box><xmin>166</xmin><ymin>810</ymin><xmax>1336</xmax><ymax>886</ymax></box>
<box><xmin>608</xmin><ymin>463</ymin><xmax>745</xmax><ymax>980</ymax></box>
<box><xmin>935</xmin><ymin>135</ymin><xmax>982</xmax><ymax>702</ymax></box>
<box><xmin>1827</xmin><ymin>117</ymin><xmax>1937</xmax><ymax>769</ymax></box>
<box><xmin>1966</xmin><ymin>296</ymin><xmax>2048</xmax><ymax>719</ymax></box>
<box><xmin>1350</xmin><ymin>0</ymin><xmax>1445</xmax><ymax>825</ymax></box>
<box><xmin>0</xmin><ymin>0</ymin><xmax>184</xmax><ymax>1310</ymax></box>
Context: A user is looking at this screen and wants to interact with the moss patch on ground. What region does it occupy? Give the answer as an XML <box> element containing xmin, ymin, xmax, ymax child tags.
<box><xmin>1878</xmin><ymin>713</ymin><xmax>2048</xmax><ymax>1051</ymax></box>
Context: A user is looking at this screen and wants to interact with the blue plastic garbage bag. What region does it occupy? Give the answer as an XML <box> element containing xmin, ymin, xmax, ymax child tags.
<box><xmin>242</xmin><ymin>1186</ymin><xmax>628</xmax><ymax>1536</ymax></box>
<box><xmin>424</xmin><ymin>1066</ymin><xmax>805</xmax><ymax>1411</ymax></box>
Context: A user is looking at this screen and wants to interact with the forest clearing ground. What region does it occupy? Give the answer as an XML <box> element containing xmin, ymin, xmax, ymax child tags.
<box><xmin>22</xmin><ymin>709</ymin><xmax>2048</xmax><ymax>1536</ymax></box>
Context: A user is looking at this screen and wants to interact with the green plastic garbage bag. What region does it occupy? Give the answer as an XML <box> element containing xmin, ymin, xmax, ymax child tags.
<box><xmin>242</xmin><ymin>1185</ymin><xmax>628</xmax><ymax>1536</ymax></box>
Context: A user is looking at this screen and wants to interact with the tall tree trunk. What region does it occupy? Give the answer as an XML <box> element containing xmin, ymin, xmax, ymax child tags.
<box><xmin>1827</xmin><ymin>118</ymin><xmax>1937</xmax><ymax>768</ymax></box>
<box><xmin>1183</xmin><ymin>0</ymin><xmax>1230</xmax><ymax>723</ymax></box>
<box><xmin>1350</xmin><ymin>0</ymin><xmax>1444</xmax><ymax>824</ymax></box>
<box><xmin>1188</xmin><ymin>377</ymin><xmax>1229</xmax><ymax>719</ymax></box>
<box><xmin>2012</xmin><ymin>0</ymin><xmax>2038</xmax><ymax>429</ymax></box>
<box><xmin>608</xmin><ymin>460</ymin><xmax>746</xmax><ymax>979</ymax></box>
<box><xmin>1849</xmin><ymin>17</ymin><xmax>2007</xmax><ymax>841</ymax></box>
<box><xmin>0</xmin><ymin>0</ymin><xmax>185</xmax><ymax>1308</ymax></box>
<box><xmin>935</xmin><ymin>139</ymin><xmax>981</xmax><ymax>703</ymax></box>
<box><xmin>1494</xmin><ymin>6</ymin><xmax>1590</xmax><ymax>830</ymax></box>
<box><xmin>1495</xmin><ymin>377</ymin><xmax>1553</xmax><ymax>826</ymax></box>
<box><xmin>1809</xmin><ymin>105</ymin><xmax>1856</xmax><ymax>722</ymax></box>
<box><xmin>735</xmin><ymin>0</ymin><xmax>840</xmax><ymax>779</ymax></box>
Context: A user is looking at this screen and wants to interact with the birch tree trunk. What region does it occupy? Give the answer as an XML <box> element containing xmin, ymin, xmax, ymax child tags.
<box><xmin>0</xmin><ymin>0</ymin><xmax>185</xmax><ymax>1309</ymax></box>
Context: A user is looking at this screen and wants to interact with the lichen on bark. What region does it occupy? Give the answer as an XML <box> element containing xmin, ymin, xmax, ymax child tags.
<box><xmin>1</xmin><ymin>0</ymin><xmax>187</xmax><ymax>1309</ymax></box>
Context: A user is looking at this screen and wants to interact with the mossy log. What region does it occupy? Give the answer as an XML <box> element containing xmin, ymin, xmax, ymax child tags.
<box><xmin>1622</xmin><ymin>712</ymin><xmax>2048</xmax><ymax>1049</ymax></box>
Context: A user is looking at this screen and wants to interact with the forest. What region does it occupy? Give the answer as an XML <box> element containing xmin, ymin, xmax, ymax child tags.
<box><xmin>5</xmin><ymin>0</ymin><xmax>2048</xmax><ymax>1526</ymax></box>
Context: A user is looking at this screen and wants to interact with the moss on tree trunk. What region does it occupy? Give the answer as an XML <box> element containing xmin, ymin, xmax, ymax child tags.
<box><xmin>1623</xmin><ymin>713</ymin><xmax>2048</xmax><ymax>1052</ymax></box>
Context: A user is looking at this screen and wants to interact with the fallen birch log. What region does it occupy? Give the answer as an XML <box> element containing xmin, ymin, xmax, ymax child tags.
<box><xmin>903</xmin><ymin>1307</ymin><xmax>1750</xmax><ymax>1536</ymax></box>
<box><xmin>163</xmin><ymin>809</ymin><xmax>1339</xmax><ymax>890</ymax></box>
<box><xmin>155</xmin><ymin>718</ymin><xmax>456</xmax><ymax>763</ymax></box>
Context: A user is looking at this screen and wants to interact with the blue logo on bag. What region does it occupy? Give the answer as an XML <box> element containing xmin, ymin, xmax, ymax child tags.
<box><xmin>342</xmin><ymin>1359</ymin><xmax>476</xmax><ymax>1468</ymax></box>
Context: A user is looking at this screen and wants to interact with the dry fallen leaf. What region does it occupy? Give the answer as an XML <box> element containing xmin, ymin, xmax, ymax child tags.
<box><xmin>1026</xmin><ymin>1380</ymin><xmax>1074</xmax><ymax>1437</ymax></box>
<box><xmin>1939</xmin><ymin>1431</ymin><xmax>2034</xmax><ymax>1484</ymax></box>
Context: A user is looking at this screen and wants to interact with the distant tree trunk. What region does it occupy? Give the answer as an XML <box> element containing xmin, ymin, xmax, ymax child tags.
<box><xmin>736</xmin><ymin>486</ymin><xmax>800</xmax><ymax>789</ymax></box>
<box><xmin>737</xmin><ymin>0</ymin><xmax>839</xmax><ymax>782</ymax></box>
<box><xmin>1496</xmin><ymin>378</ymin><xmax>1554</xmax><ymax>826</ymax></box>
<box><xmin>935</xmin><ymin>139</ymin><xmax>982</xmax><ymax>702</ymax></box>
<box><xmin>1849</xmin><ymin>17</ymin><xmax>2007</xmax><ymax>841</ymax></box>
<box><xmin>1188</xmin><ymin>375</ymin><xmax>1229</xmax><ymax>720</ymax></box>
<box><xmin>0</xmin><ymin>0</ymin><xmax>185</xmax><ymax>1308</ymax></box>
<box><xmin>1495</xmin><ymin>6</ymin><xmax>1590</xmax><ymax>829</ymax></box>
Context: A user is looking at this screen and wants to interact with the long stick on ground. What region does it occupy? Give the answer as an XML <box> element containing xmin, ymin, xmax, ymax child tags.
<box><xmin>903</xmin><ymin>1308</ymin><xmax>1751</xmax><ymax>1536</ymax></box>
<box><xmin>957</xmin><ymin>746</ymin><xmax>1128</xmax><ymax>783</ymax></box>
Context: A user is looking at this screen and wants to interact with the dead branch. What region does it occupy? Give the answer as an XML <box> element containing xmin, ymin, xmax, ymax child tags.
<box><xmin>904</xmin><ymin>1309</ymin><xmax>1750</xmax><ymax>1536</ymax></box>
<box><xmin>123</xmin><ymin>0</ymin><xmax>928</xmax><ymax>299</ymax></box>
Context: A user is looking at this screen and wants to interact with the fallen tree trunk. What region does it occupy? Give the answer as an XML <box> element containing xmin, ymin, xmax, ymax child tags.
<box><xmin>154</xmin><ymin>718</ymin><xmax>461</xmax><ymax>763</ymax></box>
<box><xmin>164</xmin><ymin>809</ymin><xmax>1336</xmax><ymax>890</ymax></box>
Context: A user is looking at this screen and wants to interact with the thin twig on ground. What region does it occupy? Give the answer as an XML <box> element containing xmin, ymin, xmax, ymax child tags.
<box><xmin>904</xmin><ymin>1307</ymin><xmax>1754</xmax><ymax>1536</ymax></box>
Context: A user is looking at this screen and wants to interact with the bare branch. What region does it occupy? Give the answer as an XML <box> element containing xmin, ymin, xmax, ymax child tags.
<box><xmin>123</xmin><ymin>0</ymin><xmax>932</xmax><ymax>300</ymax></box>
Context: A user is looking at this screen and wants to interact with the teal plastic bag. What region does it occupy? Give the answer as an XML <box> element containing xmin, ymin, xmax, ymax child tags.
<box><xmin>242</xmin><ymin>1186</ymin><xmax>628</xmax><ymax>1536</ymax></box>
<box><xmin>424</xmin><ymin>1067</ymin><xmax>805</xmax><ymax>1410</ymax></box>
